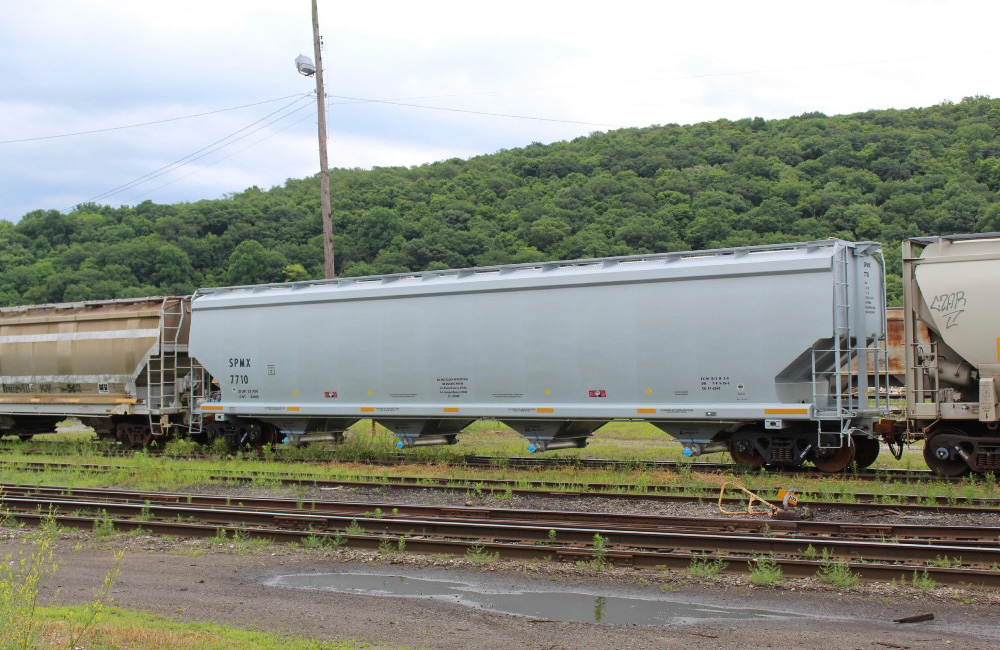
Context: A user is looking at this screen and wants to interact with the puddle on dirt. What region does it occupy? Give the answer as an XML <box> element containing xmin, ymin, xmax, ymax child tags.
<box><xmin>268</xmin><ymin>573</ymin><xmax>789</xmax><ymax>625</ymax></box>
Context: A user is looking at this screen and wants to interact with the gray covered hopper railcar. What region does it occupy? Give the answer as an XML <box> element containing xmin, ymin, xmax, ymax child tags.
<box><xmin>189</xmin><ymin>239</ymin><xmax>890</xmax><ymax>471</ymax></box>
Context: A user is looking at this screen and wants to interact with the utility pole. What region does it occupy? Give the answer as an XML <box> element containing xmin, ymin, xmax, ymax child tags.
<box><xmin>311</xmin><ymin>0</ymin><xmax>335</xmax><ymax>278</ymax></box>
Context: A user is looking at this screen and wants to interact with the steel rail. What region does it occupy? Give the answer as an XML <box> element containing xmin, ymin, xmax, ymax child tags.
<box><xmin>5</xmin><ymin>495</ymin><xmax>999</xmax><ymax>565</ymax></box>
<box><xmin>3</xmin><ymin>500</ymin><xmax>998</xmax><ymax>588</ymax></box>
<box><xmin>1</xmin><ymin>460</ymin><xmax>998</xmax><ymax>515</ymax></box>
<box><xmin>4</xmin><ymin>483</ymin><xmax>1000</xmax><ymax>543</ymax></box>
<box><xmin>4</xmin><ymin>489</ymin><xmax>1000</xmax><ymax>564</ymax></box>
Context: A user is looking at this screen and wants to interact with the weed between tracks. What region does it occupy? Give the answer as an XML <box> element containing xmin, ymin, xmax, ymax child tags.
<box><xmin>814</xmin><ymin>551</ymin><xmax>860</xmax><ymax>588</ymax></box>
<box><xmin>687</xmin><ymin>553</ymin><xmax>728</xmax><ymax>578</ymax></box>
<box><xmin>465</xmin><ymin>544</ymin><xmax>500</xmax><ymax>565</ymax></box>
<box><xmin>748</xmin><ymin>556</ymin><xmax>784</xmax><ymax>586</ymax></box>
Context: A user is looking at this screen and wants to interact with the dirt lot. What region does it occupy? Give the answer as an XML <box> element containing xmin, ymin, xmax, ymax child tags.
<box><xmin>3</xmin><ymin>480</ymin><xmax>999</xmax><ymax>648</ymax></box>
<box><xmin>3</xmin><ymin>527</ymin><xmax>997</xmax><ymax>650</ymax></box>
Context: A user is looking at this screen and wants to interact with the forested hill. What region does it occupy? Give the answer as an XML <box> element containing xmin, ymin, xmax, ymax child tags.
<box><xmin>4</xmin><ymin>96</ymin><xmax>1000</xmax><ymax>307</ymax></box>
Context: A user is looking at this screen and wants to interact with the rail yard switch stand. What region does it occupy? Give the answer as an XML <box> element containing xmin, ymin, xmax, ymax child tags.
<box><xmin>717</xmin><ymin>481</ymin><xmax>778</xmax><ymax>516</ymax></box>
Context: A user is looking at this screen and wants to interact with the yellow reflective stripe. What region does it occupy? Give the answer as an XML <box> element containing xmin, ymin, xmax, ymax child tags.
<box><xmin>764</xmin><ymin>408</ymin><xmax>809</xmax><ymax>415</ymax></box>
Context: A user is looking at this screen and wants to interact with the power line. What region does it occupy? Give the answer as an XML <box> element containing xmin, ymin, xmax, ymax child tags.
<box><xmin>1</xmin><ymin>94</ymin><xmax>311</xmax><ymax>145</ymax></box>
<box><xmin>11</xmin><ymin>49</ymin><xmax>999</xmax><ymax>149</ymax></box>
<box><xmin>123</xmin><ymin>112</ymin><xmax>317</xmax><ymax>204</ymax></box>
<box><xmin>77</xmin><ymin>96</ymin><xmax>314</xmax><ymax>207</ymax></box>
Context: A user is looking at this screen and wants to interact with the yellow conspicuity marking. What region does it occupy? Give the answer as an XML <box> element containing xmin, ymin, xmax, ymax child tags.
<box><xmin>0</xmin><ymin>397</ymin><xmax>137</xmax><ymax>405</ymax></box>
<box><xmin>360</xmin><ymin>407</ymin><xmax>375</xmax><ymax>413</ymax></box>
<box><xmin>544</xmin><ymin>389</ymin><xmax>551</xmax><ymax>395</ymax></box>
<box><xmin>536</xmin><ymin>407</ymin><xmax>554</xmax><ymax>413</ymax></box>
<box><xmin>202</xmin><ymin>405</ymin><xmax>223</xmax><ymax>411</ymax></box>
<box><xmin>765</xmin><ymin>408</ymin><xmax>809</xmax><ymax>415</ymax></box>
<box><xmin>645</xmin><ymin>388</ymin><xmax>652</xmax><ymax>395</ymax></box>
<box><xmin>286</xmin><ymin>406</ymin><xmax>300</xmax><ymax>412</ymax></box>
<box><xmin>637</xmin><ymin>408</ymin><xmax>656</xmax><ymax>414</ymax></box>
<box><xmin>443</xmin><ymin>407</ymin><xmax>460</xmax><ymax>413</ymax></box>
<box><xmin>997</xmin><ymin>338</ymin><xmax>1000</xmax><ymax>363</ymax></box>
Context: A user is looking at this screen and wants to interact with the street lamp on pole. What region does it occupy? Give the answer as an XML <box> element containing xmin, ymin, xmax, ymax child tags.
<box><xmin>295</xmin><ymin>0</ymin><xmax>335</xmax><ymax>279</ymax></box>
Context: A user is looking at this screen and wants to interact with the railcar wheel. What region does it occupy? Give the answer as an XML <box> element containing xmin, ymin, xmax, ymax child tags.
<box><xmin>730</xmin><ymin>439</ymin><xmax>765</xmax><ymax>469</ymax></box>
<box><xmin>851</xmin><ymin>435</ymin><xmax>880</xmax><ymax>469</ymax></box>
<box><xmin>923</xmin><ymin>429</ymin><xmax>971</xmax><ymax>477</ymax></box>
<box><xmin>18</xmin><ymin>434</ymin><xmax>34</xmax><ymax>442</ymax></box>
<box><xmin>812</xmin><ymin>439</ymin><xmax>855</xmax><ymax>473</ymax></box>
<box><xmin>236</xmin><ymin>422</ymin><xmax>280</xmax><ymax>451</ymax></box>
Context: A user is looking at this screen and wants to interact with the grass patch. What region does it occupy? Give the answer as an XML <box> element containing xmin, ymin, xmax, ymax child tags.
<box><xmin>231</xmin><ymin>529</ymin><xmax>273</xmax><ymax>555</ymax></box>
<box><xmin>687</xmin><ymin>553</ymin><xmax>728</xmax><ymax>578</ymax></box>
<box><xmin>814</xmin><ymin>552</ymin><xmax>859</xmax><ymax>588</ymax></box>
<box><xmin>465</xmin><ymin>545</ymin><xmax>500</xmax><ymax>565</ymax></box>
<box><xmin>30</xmin><ymin>606</ymin><xmax>383</xmax><ymax>649</ymax></box>
<box><xmin>748</xmin><ymin>556</ymin><xmax>783</xmax><ymax>586</ymax></box>
<box><xmin>909</xmin><ymin>569</ymin><xmax>939</xmax><ymax>590</ymax></box>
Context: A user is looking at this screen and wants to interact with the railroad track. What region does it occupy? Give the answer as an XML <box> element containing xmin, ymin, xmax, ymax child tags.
<box><xmin>1</xmin><ymin>483</ymin><xmax>997</xmax><ymax>588</ymax></box>
<box><xmin>2</xmin><ymin>459</ymin><xmax>997</xmax><ymax>515</ymax></box>
<box><xmin>0</xmin><ymin>441</ymin><xmax>947</xmax><ymax>482</ymax></box>
<box><xmin>4</xmin><ymin>483</ymin><xmax>1000</xmax><ymax>543</ymax></box>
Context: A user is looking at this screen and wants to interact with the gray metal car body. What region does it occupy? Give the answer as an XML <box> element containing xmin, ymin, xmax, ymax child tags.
<box><xmin>189</xmin><ymin>239</ymin><xmax>888</xmax><ymax>454</ymax></box>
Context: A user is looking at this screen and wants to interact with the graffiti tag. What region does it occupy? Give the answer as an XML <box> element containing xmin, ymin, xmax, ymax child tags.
<box><xmin>929</xmin><ymin>290</ymin><xmax>966</xmax><ymax>328</ymax></box>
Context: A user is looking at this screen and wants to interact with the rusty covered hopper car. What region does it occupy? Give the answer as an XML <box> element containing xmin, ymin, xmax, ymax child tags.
<box><xmin>189</xmin><ymin>239</ymin><xmax>890</xmax><ymax>472</ymax></box>
<box><xmin>0</xmin><ymin>297</ymin><xmax>204</xmax><ymax>446</ymax></box>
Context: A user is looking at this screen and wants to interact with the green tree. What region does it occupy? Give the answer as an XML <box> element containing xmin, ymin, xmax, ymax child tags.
<box><xmin>225</xmin><ymin>240</ymin><xmax>287</xmax><ymax>285</ymax></box>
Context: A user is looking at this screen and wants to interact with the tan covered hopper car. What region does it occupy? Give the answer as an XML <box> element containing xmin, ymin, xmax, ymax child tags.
<box><xmin>885</xmin><ymin>233</ymin><xmax>1000</xmax><ymax>475</ymax></box>
<box><xmin>0</xmin><ymin>296</ymin><xmax>205</xmax><ymax>446</ymax></box>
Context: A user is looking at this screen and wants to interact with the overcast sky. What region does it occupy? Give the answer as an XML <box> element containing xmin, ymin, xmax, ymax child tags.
<box><xmin>1</xmin><ymin>0</ymin><xmax>998</xmax><ymax>221</ymax></box>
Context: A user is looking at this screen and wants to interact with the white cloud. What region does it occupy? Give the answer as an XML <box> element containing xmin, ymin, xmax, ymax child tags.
<box><xmin>2</xmin><ymin>0</ymin><xmax>999</xmax><ymax>220</ymax></box>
